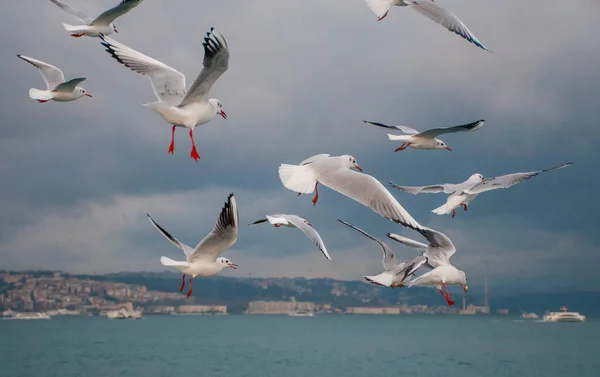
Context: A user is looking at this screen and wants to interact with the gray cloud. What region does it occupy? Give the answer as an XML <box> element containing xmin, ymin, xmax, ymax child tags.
<box><xmin>0</xmin><ymin>0</ymin><xmax>598</xmax><ymax>293</ymax></box>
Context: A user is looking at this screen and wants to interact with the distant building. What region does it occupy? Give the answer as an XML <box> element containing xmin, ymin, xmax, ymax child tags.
<box><xmin>346</xmin><ymin>307</ymin><xmax>401</xmax><ymax>315</ymax></box>
<box><xmin>178</xmin><ymin>305</ymin><xmax>227</xmax><ymax>315</ymax></box>
<box><xmin>246</xmin><ymin>300</ymin><xmax>315</xmax><ymax>314</ymax></box>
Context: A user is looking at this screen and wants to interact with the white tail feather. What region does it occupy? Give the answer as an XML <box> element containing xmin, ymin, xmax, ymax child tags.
<box><xmin>432</xmin><ymin>195</ymin><xmax>465</xmax><ymax>215</ymax></box>
<box><xmin>278</xmin><ymin>164</ymin><xmax>317</xmax><ymax>194</ymax></box>
<box><xmin>28</xmin><ymin>88</ymin><xmax>53</xmax><ymax>101</ymax></box>
<box><xmin>62</xmin><ymin>23</ymin><xmax>88</xmax><ymax>33</ymax></box>
<box><xmin>160</xmin><ymin>256</ymin><xmax>188</xmax><ymax>267</ymax></box>
<box><xmin>364</xmin><ymin>0</ymin><xmax>396</xmax><ymax>19</ymax></box>
<box><xmin>387</xmin><ymin>134</ymin><xmax>413</xmax><ymax>142</ymax></box>
<box><xmin>364</xmin><ymin>271</ymin><xmax>394</xmax><ymax>287</ymax></box>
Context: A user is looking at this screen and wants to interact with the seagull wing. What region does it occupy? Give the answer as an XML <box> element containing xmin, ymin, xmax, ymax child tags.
<box><xmin>189</xmin><ymin>193</ymin><xmax>239</xmax><ymax>262</ymax></box>
<box><xmin>17</xmin><ymin>55</ymin><xmax>66</xmax><ymax>90</ymax></box>
<box><xmin>464</xmin><ymin>163</ymin><xmax>573</xmax><ymax>195</ymax></box>
<box><xmin>338</xmin><ymin>219</ymin><xmax>396</xmax><ymax>270</ymax></box>
<box><xmin>408</xmin><ymin>0</ymin><xmax>489</xmax><ymax>51</ymax></box>
<box><xmin>99</xmin><ymin>34</ymin><xmax>187</xmax><ymax>106</ymax></box>
<box><xmin>49</xmin><ymin>0</ymin><xmax>93</xmax><ymax>23</ymax></box>
<box><xmin>147</xmin><ymin>214</ymin><xmax>194</xmax><ymax>256</ymax></box>
<box><xmin>92</xmin><ymin>0</ymin><xmax>144</xmax><ymax>26</ymax></box>
<box><xmin>416</xmin><ymin>119</ymin><xmax>486</xmax><ymax>138</ymax></box>
<box><xmin>178</xmin><ymin>28</ymin><xmax>229</xmax><ymax>106</ymax></box>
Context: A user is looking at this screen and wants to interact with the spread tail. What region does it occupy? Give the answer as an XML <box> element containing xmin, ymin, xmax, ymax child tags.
<box><xmin>62</xmin><ymin>23</ymin><xmax>88</xmax><ymax>34</ymax></box>
<box><xmin>432</xmin><ymin>195</ymin><xmax>464</xmax><ymax>215</ymax></box>
<box><xmin>364</xmin><ymin>271</ymin><xmax>394</xmax><ymax>287</ymax></box>
<box><xmin>278</xmin><ymin>164</ymin><xmax>317</xmax><ymax>194</ymax></box>
<box><xmin>387</xmin><ymin>134</ymin><xmax>413</xmax><ymax>142</ymax></box>
<box><xmin>160</xmin><ymin>256</ymin><xmax>188</xmax><ymax>267</ymax></box>
<box><xmin>28</xmin><ymin>88</ymin><xmax>53</xmax><ymax>101</ymax></box>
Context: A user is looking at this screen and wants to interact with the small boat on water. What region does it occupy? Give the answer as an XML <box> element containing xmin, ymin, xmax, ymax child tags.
<box><xmin>288</xmin><ymin>310</ymin><xmax>314</xmax><ymax>317</ymax></box>
<box><xmin>521</xmin><ymin>312</ymin><xmax>539</xmax><ymax>319</ymax></box>
<box><xmin>543</xmin><ymin>306</ymin><xmax>585</xmax><ymax>322</ymax></box>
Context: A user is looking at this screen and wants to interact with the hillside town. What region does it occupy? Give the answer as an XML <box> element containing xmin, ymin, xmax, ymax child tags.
<box><xmin>0</xmin><ymin>271</ymin><xmax>492</xmax><ymax>318</ymax></box>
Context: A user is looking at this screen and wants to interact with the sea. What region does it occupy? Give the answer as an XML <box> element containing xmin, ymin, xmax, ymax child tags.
<box><xmin>1</xmin><ymin>315</ymin><xmax>597</xmax><ymax>377</ymax></box>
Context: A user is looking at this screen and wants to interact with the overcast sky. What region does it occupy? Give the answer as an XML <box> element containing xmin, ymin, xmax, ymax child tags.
<box><xmin>1</xmin><ymin>0</ymin><xmax>598</xmax><ymax>294</ymax></box>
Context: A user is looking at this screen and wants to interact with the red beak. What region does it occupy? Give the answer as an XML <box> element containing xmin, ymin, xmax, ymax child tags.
<box><xmin>228</xmin><ymin>263</ymin><xmax>238</xmax><ymax>269</ymax></box>
<box><xmin>462</xmin><ymin>285</ymin><xmax>468</xmax><ymax>293</ymax></box>
<box><xmin>354</xmin><ymin>164</ymin><xmax>363</xmax><ymax>172</ymax></box>
<box><xmin>114</xmin><ymin>28</ymin><xmax>119</xmax><ymax>34</ymax></box>
<box><xmin>444</xmin><ymin>146</ymin><xmax>452</xmax><ymax>151</ymax></box>
<box><xmin>220</xmin><ymin>110</ymin><xmax>227</xmax><ymax>119</ymax></box>
<box><xmin>306</xmin><ymin>222</ymin><xmax>312</xmax><ymax>226</ymax></box>
<box><xmin>85</xmin><ymin>93</ymin><xmax>92</xmax><ymax>98</ymax></box>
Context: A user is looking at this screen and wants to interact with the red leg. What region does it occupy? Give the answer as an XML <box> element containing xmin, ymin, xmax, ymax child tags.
<box><xmin>394</xmin><ymin>143</ymin><xmax>409</xmax><ymax>152</ymax></box>
<box><xmin>189</xmin><ymin>129</ymin><xmax>200</xmax><ymax>161</ymax></box>
<box><xmin>37</xmin><ymin>100</ymin><xmax>49</xmax><ymax>103</ymax></box>
<box><xmin>463</xmin><ymin>204</ymin><xmax>468</xmax><ymax>211</ymax></box>
<box><xmin>311</xmin><ymin>183</ymin><xmax>320</xmax><ymax>206</ymax></box>
<box><xmin>168</xmin><ymin>126</ymin><xmax>176</xmax><ymax>154</ymax></box>
<box><xmin>71</xmin><ymin>33</ymin><xmax>84</xmax><ymax>38</ymax></box>
<box><xmin>185</xmin><ymin>277</ymin><xmax>194</xmax><ymax>298</ymax></box>
<box><xmin>274</xmin><ymin>224</ymin><xmax>282</xmax><ymax>228</ymax></box>
<box><xmin>442</xmin><ymin>283</ymin><xmax>455</xmax><ymax>306</ymax></box>
<box><xmin>179</xmin><ymin>274</ymin><xmax>186</xmax><ymax>292</ymax></box>
<box><xmin>377</xmin><ymin>11</ymin><xmax>389</xmax><ymax>21</ymax></box>
<box><xmin>452</xmin><ymin>209</ymin><xmax>456</xmax><ymax>219</ymax></box>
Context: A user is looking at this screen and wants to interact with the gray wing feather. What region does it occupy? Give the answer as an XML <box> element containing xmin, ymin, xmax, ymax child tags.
<box><xmin>49</xmin><ymin>0</ymin><xmax>93</xmax><ymax>23</ymax></box>
<box><xmin>465</xmin><ymin>162</ymin><xmax>573</xmax><ymax>195</ymax></box>
<box><xmin>417</xmin><ymin>119</ymin><xmax>485</xmax><ymax>138</ymax></box>
<box><xmin>190</xmin><ymin>193</ymin><xmax>239</xmax><ymax>262</ymax></box>
<box><xmin>53</xmin><ymin>77</ymin><xmax>86</xmax><ymax>93</ymax></box>
<box><xmin>17</xmin><ymin>54</ymin><xmax>65</xmax><ymax>90</ymax></box>
<box><xmin>92</xmin><ymin>0</ymin><xmax>144</xmax><ymax>25</ymax></box>
<box><xmin>338</xmin><ymin>219</ymin><xmax>396</xmax><ymax>270</ymax></box>
<box><xmin>178</xmin><ymin>28</ymin><xmax>229</xmax><ymax>106</ymax></box>
<box><xmin>363</xmin><ymin>120</ymin><xmax>420</xmax><ymax>134</ymax></box>
<box><xmin>288</xmin><ymin>216</ymin><xmax>331</xmax><ymax>261</ymax></box>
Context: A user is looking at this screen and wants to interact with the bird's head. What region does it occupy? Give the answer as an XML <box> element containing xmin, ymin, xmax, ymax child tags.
<box><xmin>468</xmin><ymin>173</ymin><xmax>484</xmax><ymax>182</ymax></box>
<box><xmin>217</xmin><ymin>257</ymin><xmax>237</xmax><ymax>269</ymax></box>
<box><xmin>77</xmin><ymin>87</ymin><xmax>92</xmax><ymax>98</ymax></box>
<box><xmin>342</xmin><ymin>155</ymin><xmax>363</xmax><ymax>172</ymax></box>
<box><xmin>209</xmin><ymin>99</ymin><xmax>227</xmax><ymax>119</ymax></box>
<box><xmin>459</xmin><ymin>271</ymin><xmax>468</xmax><ymax>293</ymax></box>
<box><xmin>435</xmin><ymin>139</ymin><xmax>451</xmax><ymax>151</ymax></box>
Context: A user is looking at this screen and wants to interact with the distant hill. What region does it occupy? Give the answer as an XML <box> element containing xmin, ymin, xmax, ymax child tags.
<box><xmin>4</xmin><ymin>270</ymin><xmax>598</xmax><ymax>316</ymax></box>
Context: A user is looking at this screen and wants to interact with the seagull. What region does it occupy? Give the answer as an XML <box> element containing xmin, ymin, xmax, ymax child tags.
<box><xmin>390</xmin><ymin>162</ymin><xmax>573</xmax><ymax>218</ymax></box>
<box><xmin>278</xmin><ymin>154</ymin><xmax>421</xmax><ymax>229</ymax></box>
<box><xmin>17</xmin><ymin>54</ymin><xmax>92</xmax><ymax>103</ymax></box>
<box><xmin>49</xmin><ymin>0</ymin><xmax>144</xmax><ymax>38</ymax></box>
<box><xmin>147</xmin><ymin>193</ymin><xmax>239</xmax><ymax>298</ymax></box>
<box><xmin>387</xmin><ymin>227</ymin><xmax>467</xmax><ymax>306</ymax></box>
<box><xmin>99</xmin><ymin>27</ymin><xmax>229</xmax><ymax>161</ymax></box>
<box><xmin>363</xmin><ymin>119</ymin><xmax>485</xmax><ymax>152</ymax></box>
<box><xmin>338</xmin><ymin>219</ymin><xmax>427</xmax><ymax>288</ymax></box>
<box><xmin>249</xmin><ymin>214</ymin><xmax>331</xmax><ymax>261</ymax></box>
<box><xmin>363</xmin><ymin>0</ymin><xmax>489</xmax><ymax>51</ymax></box>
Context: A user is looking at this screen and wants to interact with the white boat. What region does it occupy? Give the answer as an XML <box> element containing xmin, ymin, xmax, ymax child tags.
<box><xmin>521</xmin><ymin>312</ymin><xmax>539</xmax><ymax>319</ymax></box>
<box><xmin>106</xmin><ymin>308</ymin><xmax>143</xmax><ymax>320</ymax></box>
<box><xmin>288</xmin><ymin>310</ymin><xmax>314</xmax><ymax>317</ymax></box>
<box><xmin>543</xmin><ymin>306</ymin><xmax>585</xmax><ymax>322</ymax></box>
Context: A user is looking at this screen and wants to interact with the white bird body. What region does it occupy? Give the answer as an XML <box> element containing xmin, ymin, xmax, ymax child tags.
<box><xmin>387</xmin><ymin>227</ymin><xmax>467</xmax><ymax>306</ymax></box>
<box><xmin>363</xmin><ymin>0</ymin><xmax>489</xmax><ymax>51</ymax></box>
<box><xmin>100</xmin><ymin>27</ymin><xmax>229</xmax><ymax>161</ymax></box>
<box><xmin>250</xmin><ymin>214</ymin><xmax>331</xmax><ymax>260</ymax></box>
<box><xmin>17</xmin><ymin>55</ymin><xmax>92</xmax><ymax>103</ymax></box>
<box><xmin>147</xmin><ymin>193</ymin><xmax>239</xmax><ymax>298</ymax></box>
<box><xmin>278</xmin><ymin>154</ymin><xmax>421</xmax><ymax>229</ymax></box>
<box><xmin>364</xmin><ymin>119</ymin><xmax>485</xmax><ymax>152</ymax></box>
<box><xmin>49</xmin><ymin>0</ymin><xmax>144</xmax><ymax>38</ymax></box>
<box><xmin>390</xmin><ymin>163</ymin><xmax>573</xmax><ymax>218</ymax></box>
<box><xmin>338</xmin><ymin>220</ymin><xmax>427</xmax><ymax>288</ymax></box>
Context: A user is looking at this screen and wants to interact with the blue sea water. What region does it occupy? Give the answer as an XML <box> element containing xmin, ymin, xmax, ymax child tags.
<box><xmin>1</xmin><ymin>315</ymin><xmax>598</xmax><ymax>377</ymax></box>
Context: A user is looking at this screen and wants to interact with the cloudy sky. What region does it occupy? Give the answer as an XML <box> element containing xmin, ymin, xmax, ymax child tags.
<box><xmin>1</xmin><ymin>0</ymin><xmax>598</xmax><ymax>293</ymax></box>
